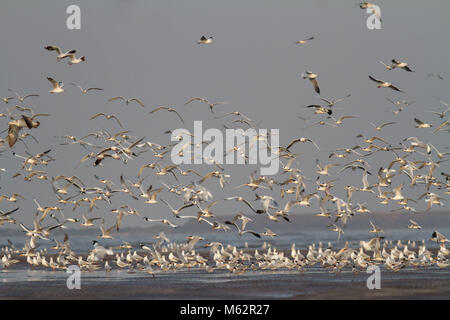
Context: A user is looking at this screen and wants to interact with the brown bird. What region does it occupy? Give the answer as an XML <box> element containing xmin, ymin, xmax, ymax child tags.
<box><xmin>6</xmin><ymin>114</ymin><xmax>46</xmax><ymax>147</ymax></box>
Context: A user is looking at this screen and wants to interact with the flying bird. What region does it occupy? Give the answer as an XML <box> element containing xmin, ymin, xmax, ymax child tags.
<box><xmin>197</xmin><ymin>36</ymin><xmax>213</xmax><ymax>44</ymax></box>
<box><xmin>90</xmin><ymin>113</ymin><xmax>123</xmax><ymax>128</ymax></box>
<box><xmin>108</xmin><ymin>96</ymin><xmax>145</xmax><ymax>107</ymax></box>
<box><xmin>301</xmin><ymin>71</ymin><xmax>320</xmax><ymax>94</ymax></box>
<box><xmin>47</xmin><ymin>77</ymin><xmax>64</xmax><ymax>94</ymax></box>
<box><xmin>295</xmin><ymin>36</ymin><xmax>314</xmax><ymax>44</ymax></box>
<box><xmin>369</xmin><ymin>75</ymin><xmax>404</xmax><ymax>92</ymax></box>
<box><xmin>70</xmin><ymin>83</ymin><xmax>103</xmax><ymax>94</ymax></box>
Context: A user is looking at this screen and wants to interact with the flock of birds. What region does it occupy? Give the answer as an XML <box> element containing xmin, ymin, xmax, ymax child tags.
<box><xmin>1</xmin><ymin>3</ymin><xmax>450</xmax><ymax>276</ymax></box>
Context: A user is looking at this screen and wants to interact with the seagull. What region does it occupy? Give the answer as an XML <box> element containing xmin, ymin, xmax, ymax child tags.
<box><xmin>295</xmin><ymin>36</ymin><xmax>314</xmax><ymax>44</ymax></box>
<box><xmin>61</xmin><ymin>50</ymin><xmax>86</xmax><ymax>65</ymax></box>
<box><xmin>6</xmin><ymin>114</ymin><xmax>44</xmax><ymax>147</ymax></box>
<box><xmin>8</xmin><ymin>90</ymin><xmax>40</xmax><ymax>102</ymax></box>
<box><xmin>329</xmin><ymin>115</ymin><xmax>357</xmax><ymax>126</ymax></box>
<box><xmin>328</xmin><ymin>224</ymin><xmax>344</xmax><ymax>240</ymax></box>
<box><xmin>149</xmin><ymin>106</ymin><xmax>185</xmax><ymax>123</ymax></box>
<box><xmin>108</xmin><ymin>96</ymin><xmax>144</xmax><ymax>107</ymax></box>
<box><xmin>47</xmin><ymin>77</ymin><xmax>64</xmax><ymax>93</ymax></box>
<box><xmin>390</xmin><ymin>59</ymin><xmax>414</xmax><ymax>72</ymax></box>
<box><xmin>44</xmin><ymin>45</ymin><xmax>74</xmax><ymax>61</ymax></box>
<box><xmin>320</xmin><ymin>94</ymin><xmax>351</xmax><ymax>107</ymax></box>
<box><xmin>160</xmin><ymin>199</ymin><xmax>195</xmax><ymax>217</ymax></box>
<box><xmin>224</xmin><ymin>220</ymin><xmax>261</xmax><ymax>238</ymax></box>
<box><xmin>185</xmin><ymin>97</ymin><xmax>230</xmax><ymax>113</ymax></box>
<box><xmin>97</xmin><ymin>220</ymin><xmax>116</xmax><ymax>239</ymax></box>
<box><xmin>140</xmin><ymin>185</ymin><xmax>163</xmax><ymax>204</ymax></box>
<box><xmin>143</xmin><ymin>217</ymin><xmax>178</xmax><ymax>228</ymax></box>
<box><xmin>370</xmin><ymin>121</ymin><xmax>397</xmax><ymax>131</ymax></box>
<box><xmin>391</xmin><ymin>183</ymin><xmax>405</xmax><ymax>201</ymax></box>
<box><xmin>301</xmin><ymin>71</ymin><xmax>320</xmax><ymax>94</ymax></box>
<box><xmin>80</xmin><ymin>214</ymin><xmax>102</xmax><ymax>227</ymax></box>
<box><xmin>408</xmin><ymin>219</ymin><xmax>422</xmax><ymax>230</ymax></box>
<box><xmin>285</xmin><ymin>137</ymin><xmax>320</xmax><ymax>151</ymax></box>
<box><xmin>90</xmin><ymin>113</ymin><xmax>123</xmax><ymax>128</ymax></box>
<box><xmin>316</xmin><ymin>159</ymin><xmax>340</xmax><ymax>176</ymax></box>
<box><xmin>369</xmin><ymin>75</ymin><xmax>404</xmax><ymax>92</ymax></box>
<box><xmin>197</xmin><ymin>36</ymin><xmax>213</xmax><ymax>44</ymax></box>
<box><xmin>414</xmin><ymin>118</ymin><xmax>432</xmax><ymax>128</ymax></box>
<box><xmin>1</xmin><ymin>96</ymin><xmax>15</xmax><ymax>104</ymax></box>
<box><xmin>70</xmin><ymin>83</ymin><xmax>103</xmax><ymax>94</ymax></box>
<box><xmin>305</xmin><ymin>104</ymin><xmax>332</xmax><ymax>115</ymax></box>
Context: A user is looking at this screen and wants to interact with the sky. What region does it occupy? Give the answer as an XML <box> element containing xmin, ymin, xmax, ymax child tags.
<box><xmin>0</xmin><ymin>0</ymin><xmax>449</xmax><ymax>232</ymax></box>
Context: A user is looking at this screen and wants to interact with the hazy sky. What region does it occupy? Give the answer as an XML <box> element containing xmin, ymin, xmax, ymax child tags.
<box><xmin>0</xmin><ymin>1</ymin><xmax>449</xmax><ymax>230</ymax></box>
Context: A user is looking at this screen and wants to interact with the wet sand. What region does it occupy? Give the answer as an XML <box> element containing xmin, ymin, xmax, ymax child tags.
<box><xmin>1</xmin><ymin>267</ymin><xmax>450</xmax><ymax>299</ymax></box>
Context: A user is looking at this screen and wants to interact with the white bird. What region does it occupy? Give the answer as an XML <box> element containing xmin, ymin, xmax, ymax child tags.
<box><xmin>47</xmin><ymin>77</ymin><xmax>64</xmax><ymax>94</ymax></box>
<box><xmin>369</xmin><ymin>75</ymin><xmax>404</xmax><ymax>92</ymax></box>
<box><xmin>197</xmin><ymin>36</ymin><xmax>213</xmax><ymax>44</ymax></box>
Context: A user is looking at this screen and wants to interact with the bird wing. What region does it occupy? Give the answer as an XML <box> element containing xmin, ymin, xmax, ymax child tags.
<box><xmin>90</xmin><ymin>113</ymin><xmax>105</xmax><ymax>120</ymax></box>
<box><xmin>45</xmin><ymin>46</ymin><xmax>62</xmax><ymax>54</ymax></box>
<box><xmin>7</xmin><ymin>124</ymin><xmax>21</xmax><ymax>147</ymax></box>
<box><xmin>47</xmin><ymin>77</ymin><xmax>59</xmax><ymax>89</ymax></box>
<box><xmin>368</xmin><ymin>75</ymin><xmax>383</xmax><ymax>84</ymax></box>
<box><xmin>108</xmin><ymin>96</ymin><xmax>125</xmax><ymax>102</ymax></box>
<box><xmin>130</xmin><ymin>98</ymin><xmax>144</xmax><ymax>107</ymax></box>
<box><xmin>389</xmin><ymin>84</ymin><xmax>404</xmax><ymax>92</ymax></box>
<box><xmin>310</xmin><ymin>78</ymin><xmax>320</xmax><ymax>94</ymax></box>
